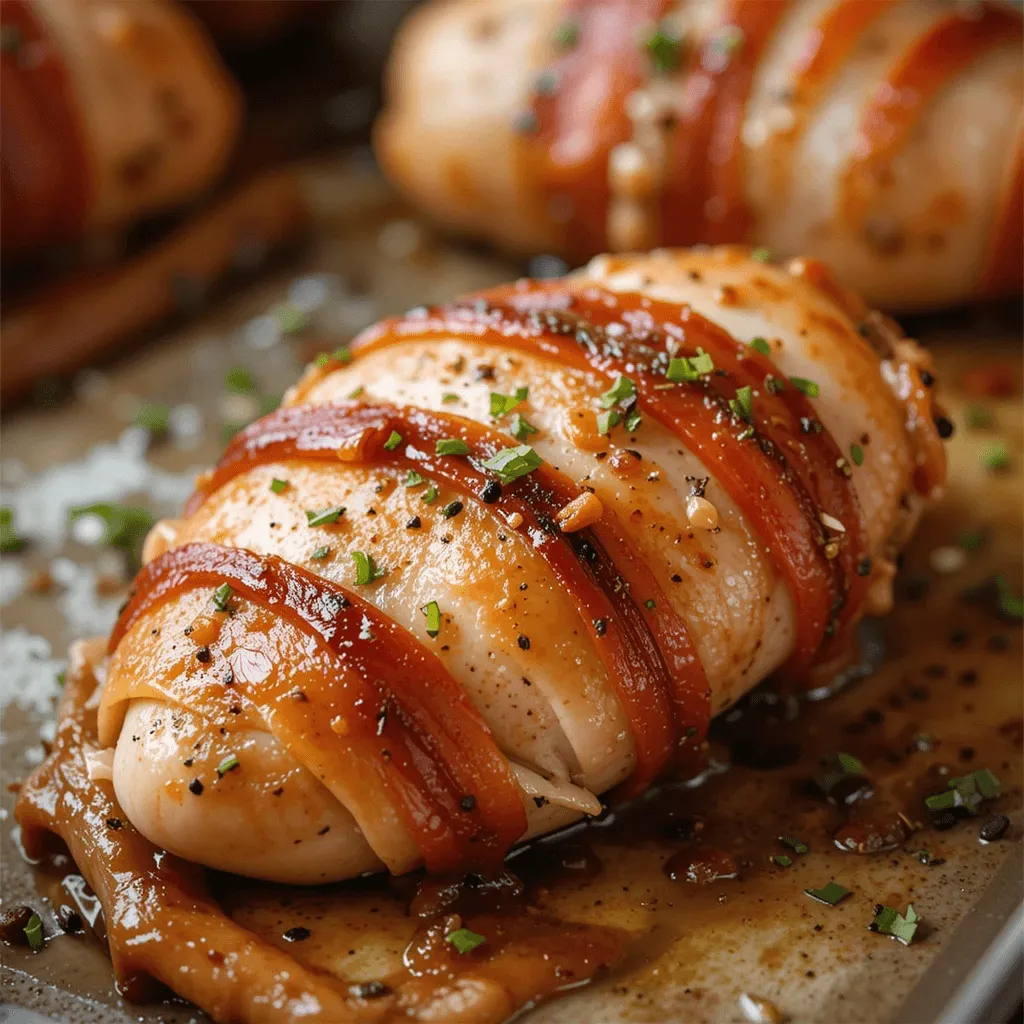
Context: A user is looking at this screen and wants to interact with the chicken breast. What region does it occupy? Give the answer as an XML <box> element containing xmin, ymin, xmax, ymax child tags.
<box><xmin>97</xmin><ymin>247</ymin><xmax>946</xmax><ymax>883</ymax></box>
<box><xmin>376</xmin><ymin>0</ymin><xmax>1022</xmax><ymax>309</ymax></box>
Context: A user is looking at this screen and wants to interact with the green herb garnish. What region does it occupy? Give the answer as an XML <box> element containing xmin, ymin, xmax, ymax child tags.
<box><xmin>553</xmin><ymin>18</ymin><xmax>579</xmax><ymax>48</ymax></box>
<box><xmin>217</xmin><ymin>754</ymin><xmax>240</xmax><ymax>776</ymax></box>
<box><xmin>133</xmin><ymin>402</ymin><xmax>170</xmax><ymax>434</ymax></box>
<box><xmin>749</xmin><ymin>337</ymin><xmax>771</xmax><ymax>357</ymax></box>
<box><xmin>982</xmin><ymin>441</ymin><xmax>1010</xmax><ymax>471</ymax></box>
<box><xmin>435</xmin><ymin>438</ymin><xmax>470</xmax><ymax>456</ymax></box>
<box><xmin>871</xmin><ymin>903</ymin><xmax>919</xmax><ymax>945</ymax></box>
<box><xmin>404</xmin><ymin>469</ymin><xmax>427</xmax><ymax>488</ymax></box>
<box><xmin>957</xmin><ymin>530</ymin><xmax>986</xmax><ymax>552</ymax></box>
<box><xmin>348</xmin><ymin>385</ymin><xmax>364</xmax><ymax>399</ymax></box>
<box><xmin>666</xmin><ymin>350</ymin><xmax>714</xmax><ymax>382</ymax></box>
<box><xmin>490</xmin><ymin>387</ymin><xmax>528</xmax><ymax>418</ymax></box>
<box><xmin>790</xmin><ymin>377</ymin><xmax>820</xmax><ymax>398</ymax></box>
<box><xmin>352</xmin><ymin>551</ymin><xmax>385</xmax><ymax>586</ymax></box>
<box><xmin>645</xmin><ymin>26</ymin><xmax>681</xmax><ymax>73</ymax></box>
<box><xmin>771</xmin><ymin>854</ymin><xmax>793</xmax><ymax>868</ymax></box>
<box><xmin>510</xmin><ymin>413</ymin><xmax>538</xmax><ymax>441</ymax></box>
<box><xmin>925</xmin><ymin>768</ymin><xmax>1000</xmax><ymax>815</ymax></box>
<box><xmin>384</xmin><ymin>430</ymin><xmax>403</xmax><ymax>451</ymax></box>
<box><xmin>966</xmin><ymin>405</ymin><xmax>994</xmax><ymax>429</ymax></box>
<box><xmin>23</xmin><ymin>913</ymin><xmax>43</xmax><ymax>950</ymax></box>
<box><xmin>422</xmin><ymin>484</ymin><xmax>438</xmax><ymax>504</ymax></box>
<box><xmin>601</xmin><ymin>375</ymin><xmax>636</xmax><ymax>409</ymax></box>
<box><xmin>311</xmin><ymin>546</ymin><xmax>331</xmax><ymax>560</ymax></box>
<box><xmin>996</xmin><ymin>575</ymin><xmax>1024</xmax><ymax>620</ymax></box>
<box><xmin>751</xmin><ymin>247</ymin><xmax>773</xmax><ymax>262</ymax></box>
<box><xmin>225</xmin><ymin>367</ymin><xmax>256</xmax><ymax>394</ymax></box>
<box><xmin>624</xmin><ymin>407</ymin><xmax>642</xmax><ymax>432</ymax></box>
<box><xmin>270</xmin><ymin>478</ymin><xmax>289</xmax><ymax>494</ymax></box>
<box><xmin>423</xmin><ymin>600</ymin><xmax>441</xmax><ymax>638</ymax></box>
<box><xmin>482</xmin><ymin>445</ymin><xmax>543</xmax><ymax>484</ymax></box>
<box><xmin>441</xmin><ymin>501</ymin><xmax>463</xmax><ymax>519</ymax></box>
<box><xmin>805</xmin><ymin>882</ymin><xmax>850</xmax><ymax>906</ymax></box>
<box><xmin>596</xmin><ymin>410</ymin><xmax>621</xmax><ymax>435</ymax></box>
<box><xmin>0</xmin><ymin>507</ymin><xmax>24</xmax><ymax>553</ymax></box>
<box><xmin>441</xmin><ymin>393</ymin><xmax>459</xmax><ymax>404</ymax></box>
<box><xmin>212</xmin><ymin>583</ymin><xmax>233</xmax><ymax>612</ymax></box>
<box><xmin>850</xmin><ymin>443</ymin><xmax>865</xmax><ymax>466</ymax></box>
<box><xmin>305</xmin><ymin>506</ymin><xmax>346</xmax><ymax>527</ymax></box>
<box><xmin>729</xmin><ymin>385</ymin><xmax>753</xmax><ymax>421</ymax></box>
<box><xmin>445</xmin><ymin>927</ymin><xmax>486</xmax><ymax>954</ymax></box>
<box><xmin>779</xmin><ymin>836</ymin><xmax>809</xmax><ymax>855</ymax></box>
<box><xmin>273</xmin><ymin>302</ymin><xmax>309</xmax><ymax>335</ymax></box>
<box><xmin>68</xmin><ymin>504</ymin><xmax>154</xmax><ymax>556</ymax></box>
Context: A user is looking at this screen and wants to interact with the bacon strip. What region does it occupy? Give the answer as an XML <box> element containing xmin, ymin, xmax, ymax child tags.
<box><xmin>109</xmin><ymin>543</ymin><xmax>527</xmax><ymax>873</ymax></box>
<box><xmin>355</xmin><ymin>282</ymin><xmax>866</xmax><ymax>677</ymax></box>
<box><xmin>843</xmin><ymin>5</ymin><xmax>1024</xmax><ymax>226</ymax></box>
<box><xmin>187</xmin><ymin>401</ymin><xmax>709</xmax><ymax>791</ymax></box>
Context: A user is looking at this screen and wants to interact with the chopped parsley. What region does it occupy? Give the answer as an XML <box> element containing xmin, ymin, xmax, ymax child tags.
<box><xmin>384</xmin><ymin>431</ymin><xmax>403</xmax><ymax>451</ymax></box>
<box><xmin>441</xmin><ymin>393</ymin><xmax>459</xmax><ymax>403</ymax></box>
<box><xmin>790</xmin><ymin>377</ymin><xmax>820</xmax><ymax>398</ymax></box>
<box><xmin>212</xmin><ymin>583</ymin><xmax>233</xmax><ymax>612</ymax></box>
<box><xmin>870</xmin><ymin>903</ymin><xmax>919</xmax><ymax>945</ymax></box>
<box><xmin>445</xmin><ymin>927</ymin><xmax>486</xmax><ymax>955</ymax></box>
<box><xmin>625</xmin><ymin>407</ymin><xmax>643</xmax><ymax>432</ymax></box>
<box><xmin>423</xmin><ymin>600</ymin><xmax>441</xmax><ymax>638</ymax></box>
<box><xmin>815</xmin><ymin>752</ymin><xmax>865</xmax><ymax>797</ymax></box>
<box><xmin>422</xmin><ymin>484</ymin><xmax>438</xmax><ymax>504</ymax></box>
<box><xmin>552</xmin><ymin>18</ymin><xmax>579</xmax><ymax>48</ymax></box>
<box><xmin>729</xmin><ymin>385</ymin><xmax>753</xmax><ymax>421</ymax></box>
<box><xmin>490</xmin><ymin>387</ymin><xmax>528</xmax><ymax>418</ymax></box>
<box><xmin>751</xmin><ymin>247</ymin><xmax>773</xmax><ymax>262</ymax></box>
<box><xmin>965</xmin><ymin>404</ymin><xmax>993</xmax><ymax>429</ymax></box>
<box><xmin>348</xmin><ymin>385</ymin><xmax>364</xmax><ymax>399</ymax></box>
<box><xmin>597</xmin><ymin>409</ymin><xmax>621</xmax><ymax>435</ymax></box>
<box><xmin>805</xmin><ymin>882</ymin><xmax>850</xmax><ymax>906</ymax></box>
<box><xmin>351</xmin><ymin>551</ymin><xmax>385</xmax><ymax>586</ymax></box>
<box><xmin>0</xmin><ymin>507</ymin><xmax>24</xmax><ymax>553</ymax></box>
<box><xmin>23</xmin><ymin>913</ymin><xmax>43</xmax><ymax>950</ymax></box>
<box><xmin>69</xmin><ymin>504</ymin><xmax>154</xmax><ymax>555</ymax></box>
<box><xmin>779</xmin><ymin>836</ymin><xmax>809</xmax><ymax>855</ymax></box>
<box><xmin>982</xmin><ymin>441</ymin><xmax>1010</xmax><ymax>471</ymax></box>
<box><xmin>666</xmin><ymin>350</ymin><xmax>714</xmax><ymax>382</ymax></box>
<box><xmin>601</xmin><ymin>375</ymin><xmax>636</xmax><ymax>408</ymax></box>
<box><xmin>133</xmin><ymin>402</ymin><xmax>170</xmax><ymax>434</ymax></box>
<box><xmin>771</xmin><ymin>854</ymin><xmax>793</xmax><ymax>868</ymax></box>
<box><xmin>217</xmin><ymin>754</ymin><xmax>240</xmax><ymax>776</ymax></box>
<box><xmin>510</xmin><ymin>413</ymin><xmax>538</xmax><ymax>441</ymax></box>
<box><xmin>749</xmin><ymin>337</ymin><xmax>771</xmax><ymax>357</ymax></box>
<box><xmin>273</xmin><ymin>302</ymin><xmax>309</xmax><ymax>335</ymax></box>
<box><xmin>850</xmin><ymin>443</ymin><xmax>865</xmax><ymax>466</ymax></box>
<box><xmin>305</xmin><ymin>506</ymin><xmax>346</xmax><ymax>527</ymax></box>
<box><xmin>482</xmin><ymin>445</ymin><xmax>543</xmax><ymax>484</ymax></box>
<box><xmin>311</xmin><ymin>546</ymin><xmax>331</xmax><ymax>560</ymax></box>
<box><xmin>925</xmin><ymin>768</ymin><xmax>1000</xmax><ymax>815</ymax></box>
<box><xmin>957</xmin><ymin>530</ymin><xmax>986</xmax><ymax>552</ymax></box>
<box><xmin>404</xmin><ymin>469</ymin><xmax>427</xmax><ymax>488</ymax></box>
<box><xmin>270</xmin><ymin>478</ymin><xmax>289</xmax><ymax>494</ymax></box>
<box><xmin>435</xmin><ymin>438</ymin><xmax>470</xmax><ymax>456</ymax></box>
<box><xmin>225</xmin><ymin>367</ymin><xmax>256</xmax><ymax>394</ymax></box>
<box><xmin>645</xmin><ymin>25</ymin><xmax>681</xmax><ymax>73</ymax></box>
<box><xmin>996</xmin><ymin>575</ymin><xmax>1024</xmax><ymax>620</ymax></box>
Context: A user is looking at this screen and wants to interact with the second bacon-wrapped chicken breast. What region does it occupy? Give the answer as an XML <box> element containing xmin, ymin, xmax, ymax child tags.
<box><xmin>57</xmin><ymin>247</ymin><xmax>948</xmax><ymax>887</ymax></box>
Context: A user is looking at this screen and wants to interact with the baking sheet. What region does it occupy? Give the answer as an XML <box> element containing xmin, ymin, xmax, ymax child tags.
<box><xmin>1</xmin><ymin>153</ymin><xmax>1021</xmax><ymax>1024</ymax></box>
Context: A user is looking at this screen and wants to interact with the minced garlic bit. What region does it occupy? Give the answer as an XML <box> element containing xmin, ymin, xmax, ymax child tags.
<box><xmin>557</xmin><ymin>492</ymin><xmax>604</xmax><ymax>532</ymax></box>
<box><xmin>929</xmin><ymin>545</ymin><xmax>967</xmax><ymax>575</ymax></box>
<box><xmin>506</xmin><ymin>511</ymin><xmax>524</xmax><ymax>530</ymax></box>
<box><xmin>686</xmin><ymin>495</ymin><xmax>719</xmax><ymax>531</ymax></box>
<box><xmin>820</xmin><ymin>511</ymin><xmax>846</xmax><ymax>533</ymax></box>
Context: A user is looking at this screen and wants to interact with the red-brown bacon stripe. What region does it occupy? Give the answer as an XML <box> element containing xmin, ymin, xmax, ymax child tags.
<box><xmin>1</xmin><ymin>0</ymin><xmax>90</xmax><ymax>253</ymax></box>
<box><xmin>354</xmin><ymin>282</ymin><xmax>868</xmax><ymax>677</ymax></box>
<box><xmin>843</xmin><ymin>4</ymin><xmax>1023</xmax><ymax>228</ymax></box>
<box><xmin>186</xmin><ymin>401</ymin><xmax>709</xmax><ymax>792</ymax></box>
<box><xmin>109</xmin><ymin>542</ymin><xmax>528</xmax><ymax>873</ymax></box>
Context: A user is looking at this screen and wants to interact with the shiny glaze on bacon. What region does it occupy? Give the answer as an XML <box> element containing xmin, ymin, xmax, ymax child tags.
<box><xmin>354</xmin><ymin>282</ymin><xmax>870</xmax><ymax>676</ymax></box>
<box><xmin>659</xmin><ymin>0</ymin><xmax>788</xmax><ymax>245</ymax></box>
<box><xmin>108</xmin><ymin>543</ymin><xmax>527</xmax><ymax>873</ymax></box>
<box><xmin>1</xmin><ymin>0</ymin><xmax>90</xmax><ymax>253</ymax></box>
<box><xmin>184</xmin><ymin>398</ymin><xmax>709</xmax><ymax>791</ymax></box>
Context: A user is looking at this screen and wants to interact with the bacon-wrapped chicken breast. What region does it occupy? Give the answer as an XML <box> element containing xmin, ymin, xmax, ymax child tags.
<box><xmin>1</xmin><ymin>0</ymin><xmax>240</xmax><ymax>257</ymax></box>
<box><xmin>376</xmin><ymin>0</ymin><xmax>1023</xmax><ymax>309</ymax></box>
<box><xmin>18</xmin><ymin>248</ymin><xmax>946</xmax><ymax>898</ymax></box>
